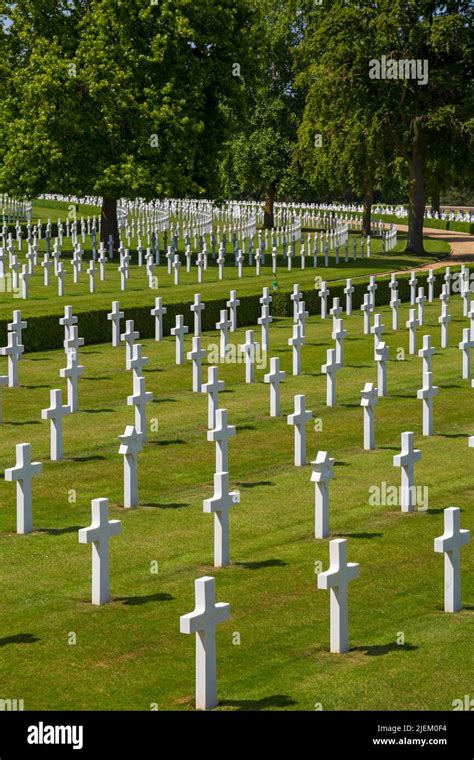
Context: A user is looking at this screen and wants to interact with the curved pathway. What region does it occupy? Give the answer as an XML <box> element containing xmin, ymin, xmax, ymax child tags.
<box><xmin>395</xmin><ymin>224</ymin><xmax>474</xmax><ymax>270</ymax></box>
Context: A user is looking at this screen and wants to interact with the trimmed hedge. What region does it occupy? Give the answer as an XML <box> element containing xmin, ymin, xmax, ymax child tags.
<box><xmin>1</xmin><ymin>265</ymin><xmax>469</xmax><ymax>353</ymax></box>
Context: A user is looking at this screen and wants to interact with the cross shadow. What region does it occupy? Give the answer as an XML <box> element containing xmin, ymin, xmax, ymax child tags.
<box><xmin>239</xmin><ymin>424</ymin><xmax>256</xmax><ymax>431</ymax></box>
<box><xmin>142</xmin><ymin>502</ymin><xmax>189</xmax><ymax>509</ymax></box>
<box><xmin>82</xmin><ymin>408</ymin><xmax>114</xmax><ymax>414</ymax></box>
<box><xmin>70</xmin><ymin>455</ymin><xmax>106</xmax><ymax>462</ymax></box>
<box><xmin>378</xmin><ymin>445</ymin><xmax>402</xmax><ymax>451</ymax></box>
<box><xmin>83</xmin><ymin>376</ymin><xmax>109</xmax><ymax>381</ymax></box>
<box><xmin>116</xmin><ymin>592</ymin><xmax>174</xmax><ymax>606</ymax></box>
<box><xmin>334</xmin><ymin>461</ymin><xmax>350</xmax><ymax>466</ymax></box>
<box><xmin>153</xmin><ymin>398</ymin><xmax>177</xmax><ymax>403</ymax></box>
<box><xmin>154</xmin><ymin>439</ymin><xmax>186</xmax><ymax>447</ymax></box>
<box><xmin>220</xmin><ymin>694</ymin><xmax>297</xmax><ymax>711</ymax></box>
<box><xmin>236</xmin><ymin>481</ymin><xmax>275</xmax><ymax>488</ymax></box>
<box><xmin>335</xmin><ymin>532</ymin><xmax>383</xmax><ymax>539</ymax></box>
<box><xmin>5</xmin><ymin>420</ymin><xmax>41</xmax><ymax>426</ymax></box>
<box><xmin>437</xmin><ymin>432</ymin><xmax>470</xmax><ymax>439</ymax></box>
<box><xmin>352</xmin><ymin>642</ymin><xmax>418</xmax><ymax>656</ymax></box>
<box><xmin>38</xmin><ymin>525</ymin><xmax>82</xmax><ymax>535</ymax></box>
<box><xmin>0</xmin><ymin>633</ymin><xmax>39</xmax><ymax>647</ymax></box>
<box><xmin>21</xmin><ymin>384</ymin><xmax>51</xmax><ymax>389</ymax></box>
<box><xmin>235</xmin><ymin>559</ymin><xmax>287</xmax><ymax>570</ymax></box>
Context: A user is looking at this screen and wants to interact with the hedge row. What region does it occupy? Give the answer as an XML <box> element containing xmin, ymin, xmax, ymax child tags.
<box><xmin>0</xmin><ymin>265</ymin><xmax>467</xmax><ymax>354</ymax></box>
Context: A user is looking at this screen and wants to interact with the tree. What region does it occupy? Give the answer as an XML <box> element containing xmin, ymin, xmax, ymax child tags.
<box><xmin>219</xmin><ymin>0</ymin><xmax>305</xmax><ymax>228</ymax></box>
<box><xmin>296</xmin><ymin>0</ymin><xmax>473</xmax><ymax>253</ymax></box>
<box><xmin>0</xmin><ymin>0</ymin><xmax>253</xmax><ymax>245</ymax></box>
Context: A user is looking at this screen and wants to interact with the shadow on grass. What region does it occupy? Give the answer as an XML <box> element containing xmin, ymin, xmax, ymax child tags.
<box><xmin>21</xmin><ymin>384</ymin><xmax>51</xmax><ymax>389</ymax></box>
<box><xmin>236</xmin><ymin>559</ymin><xmax>287</xmax><ymax>570</ymax></box>
<box><xmin>239</xmin><ymin>424</ymin><xmax>256</xmax><ymax>432</ymax></box>
<box><xmin>0</xmin><ymin>633</ymin><xmax>39</xmax><ymax>647</ymax></box>
<box><xmin>220</xmin><ymin>694</ymin><xmax>297</xmax><ymax>711</ymax></box>
<box><xmin>142</xmin><ymin>502</ymin><xmax>189</xmax><ymax>509</ymax></box>
<box><xmin>83</xmin><ymin>376</ymin><xmax>109</xmax><ymax>381</ymax></box>
<box><xmin>153</xmin><ymin>398</ymin><xmax>177</xmax><ymax>403</ymax></box>
<box><xmin>236</xmin><ymin>480</ymin><xmax>275</xmax><ymax>488</ymax></box>
<box><xmin>116</xmin><ymin>592</ymin><xmax>174</xmax><ymax>606</ymax></box>
<box><xmin>352</xmin><ymin>642</ymin><xmax>418</xmax><ymax>656</ymax></box>
<box><xmin>5</xmin><ymin>420</ymin><xmax>41</xmax><ymax>426</ymax></box>
<box><xmin>154</xmin><ymin>439</ymin><xmax>186</xmax><ymax>447</ymax></box>
<box><xmin>39</xmin><ymin>525</ymin><xmax>82</xmax><ymax>535</ymax></box>
<box><xmin>437</xmin><ymin>432</ymin><xmax>470</xmax><ymax>439</ymax></box>
<box><xmin>335</xmin><ymin>532</ymin><xmax>383</xmax><ymax>539</ymax></box>
<box><xmin>82</xmin><ymin>408</ymin><xmax>114</xmax><ymax>414</ymax></box>
<box><xmin>70</xmin><ymin>455</ymin><xmax>106</xmax><ymax>463</ymax></box>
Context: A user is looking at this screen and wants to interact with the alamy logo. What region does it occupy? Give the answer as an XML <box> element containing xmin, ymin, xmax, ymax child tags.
<box><xmin>452</xmin><ymin>695</ymin><xmax>474</xmax><ymax>711</ymax></box>
<box><xmin>0</xmin><ymin>698</ymin><xmax>24</xmax><ymax>711</ymax></box>
<box><xmin>369</xmin><ymin>55</ymin><xmax>429</xmax><ymax>86</ymax></box>
<box><xmin>27</xmin><ymin>722</ymin><xmax>84</xmax><ymax>750</ymax></box>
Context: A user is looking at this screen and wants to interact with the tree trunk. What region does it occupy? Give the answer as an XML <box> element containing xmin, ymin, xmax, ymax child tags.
<box><xmin>406</xmin><ymin>140</ymin><xmax>426</xmax><ymax>255</ymax></box>
<box><xmin>263</xmin><ymin>183</ymin><xmax>276</xmax><ymax>229</ymax></box>
<box><xmin>361</xmin><ymin>181</ymin><xmax>373</xmax><ymax>237</ymax></box>
<box><xmin>431</xmin><ymin>190</ymin><xmax>440</xmax><ymax>215</ymax></box>
<box><xmin>100</xmin><ymin>196</ymin><xmax>120</xmax><ymax>250</ymax></box>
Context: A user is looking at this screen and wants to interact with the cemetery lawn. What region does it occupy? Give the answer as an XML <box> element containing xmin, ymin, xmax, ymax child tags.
<box><xmin>0</xmin><ymin>229</ymin><xmax>449</xmax><ymax>321</ymax></box>
<box><xmin>0</xmin><ymin>291</ymin><xmax>472</xmax><ymax>711</ymax></box>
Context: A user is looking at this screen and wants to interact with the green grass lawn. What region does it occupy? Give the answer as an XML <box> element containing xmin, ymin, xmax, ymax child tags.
<box><xmin>0</xmin><ymin>286</ymin><xmax>472</xmax><ymax>710</ymax></box>
<box><xmin>0</xmin><ymin>202</ymin><xmax>449</xmax><ymax>321</ymax></box>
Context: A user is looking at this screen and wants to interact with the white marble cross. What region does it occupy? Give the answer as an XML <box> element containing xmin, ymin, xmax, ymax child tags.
<box><xmin>434</xmin><ymin>507</ymin><xmax>470</xmax><ymax>613</ymax></box>
<box><xmin>127</xmin><ymin>343</ymin><xmax>149</xmax><ymax>384</ymax></box>
<box><xmin>360</xmin><ymin>294</ymin><xmax>371</xmax><ymax>335</ymax></box>
<box><xmin>367</xmin><ymin>276</ymin><xmax>377</xmax><ymax>309</ymax></box>
<box><xmin>390</xmin><ymin>290</ymin><xmax>401</xmax><ymax>331</ymax></box>
<box><xmin>371</xmin><ymin>313</ymin><xmax>384</xmax><ymax>358</ymax></box>
<box><xmin>202</xmin><ymin>366</ymin><xmax>224</xmax><ymax>429</ymax></box>
<box><xmin>291</xmin><ymin>284</ymin><xmax>302</xmax><ymax>320</ymax></box>
<box><xmin>318</xmin><ymin>281</ymin><xmax>329</xmax><ymax>319</ymax></box>
<box><xmin>417</xmin><ymin>370</ymin><xmax>439</xmax><ymax>436</ymax></box>
<box><xmin>171</xmin><ymin>314</ymin><xmax>189</xmax><ymax>365</ymax></box>
<box><xmin>344</xmin><ymin>278</ymin><xmax>354</xmax><ymax>316</ymax></box>
<box><xmin>0</xmin><ymin>331</ymin><xmax>23</xmax><ymax>387</ymax></box>
<box><xmin>56</xmin><ymin>262</ymin><xmax>66</xmax><ymax>296</ymax></box>
<box><xmin>427</xmin><ymin>270</ymin><xmax>435</xmax><ymax>302</ymax></box>
<box><xmin>258</xmin><ymin>304</ymin><xmax>272</xmax><ymax>352</ymax></box>
<box><xmin>288</xmin><ymin>321</ymin><xmax>304</xmax><ymax>376</ymax></box>
<box><xmin>321</xmin><ymin>348</ymin><xmax>340</xmax><ymax>406</ymax></box>
<box><xmin>375</xmin><ymin>341</ymin><xmax>389</xmax><ymax>397</ymax></box>
<box><xmin>60</xmin><ymin>348</ymin><xmax>84</xmax><ymax>413</ymax></box>
<box><xmin>287</xmin><ymin>394</ymin><xmax>313</xmax><ymax>466</ymax></box>
<box><xmin>78</xmin><ymin>497</ymin><xmax>121</xmax><ymax>604</ymax></box>
<box><xmin>191</xmin><ymin>293</ymin><xmax>205</xmax><ymax>337</ymax></box>
<box><xmin>406</xmin><ymin>308</ymin><xmax>419</xmax><ymax>355</ymax></box>
<box><xmin>332</xmin><ymin>317</ymin><xmax>347</xmax><ymax>367</ymax></box>
<box><xmin>416</xmin><ymin>287</ymin><xmax>426</xmax><ymax>326</ymax></box>
<box><xmin>419</xmin><ymin>334</ymin><xmax>435</xmax><ymax>377</ymax></box>
<box><xmin>226</xmin><ymin>290</ymin><xmax>240</xmax><ymax>333</ymax></box>
<box><xmin>310</xmin><ymin>450</ymin><xmax>334</xmax><ymax>539</ymax></box>
<box><xmin>41</xmin><ymin>388</ymin><xmax>71</xmax><ymax>461</ymax></box>
<box><xmin>87</xmin><ymin>260</ymin><xmax>96</xmax><ymax>293</ymax></box>
<box><xmin>8</xmin><ymin>310</ymin><xmax>27</xmax><ymax>347</ymax></box>
<box><xmin>203</xmin><ymin>472</ymin><xmax>240</xmax><ymax>567</ymax></box>
<box><xmin>330</xmin><ymin>297</ymin><xmax>342</xmax><ymax>329</ymax></box>
<box><xmin>208</xmin><ymin>409</ymin><xmax>236</xmax><ymax>472</ymax></box>
<box><xmin>127</xmin><ymin>376</ymin><xmax>153</xmax><ymax>442</ymax></box>
<box><xmin>458</xmin><ymin>327</ymin><xmax>474</xmax><ymax>379</ymax></box>
<box><xmin>264</xmin><ymin>357</ymin><xmax>286</xmax><ymax>417</ymax></box>
<box><xmin>393</xmin><ymin>431</ymin><xmax>421</xmax><ymax>512</ymax></box>
<box><xmin>187</xmin><ymin>336</ymin><xmax>206</xmax><ymax>392</ymax></box>
<box><xmin>409</xmin><ymin>270</ymin><xmax>417</xmax><ymax>305</ymax></box>
<box><xmin>64</xmin><ymin>324</ymin><xmax>84</xmax><ymax>359</ymax></box>
<box><xmin>317</xmin><ymin>538</ymin><xmax>359</xmax><ymax>654</ymax></box>
<box><xmin>438</xmin><ymin>286</ymin><xmax>451</xmax><ymax>348</ymax></box>
<box><xmin>5</xmin><ymin>442</ymin><xmax>42</xmax><ymax>534</ymax></box>
<box><xmin>107</xmin><ymin>301</ymin><xmax>124</xmax><ymax>347</ymax></box>
<box><xmin>60</xmin><ymin>305</ymin><xmax>78</xmax><ymax>344</ymax></box>
<box><xmin>180</xmin><ymin>576</ymin><xmax>230</xmax><ymax>710</ymax></box>
<box><xmin>240</xmin><ymin>330</ymin><xmax>258</xmax><ymax>384</ymax></box>
<box><xmin>150</xmin><ymin>297</ymin><xmax>166</xmax><ymax>342</ymax></box>
<box><xmin>216</xmin><ymin>309</ymin><xmax>231</xmax><ymax>361</ymax></box>
<box><xmin>118</xmin><ymin>425</ymin><xmax>143</xmax><ymax>508</ymax></box>
<box><xmin>360</xmin><ymin>382</ymin><xmax>378</xmax><ymax>450</ymax></box>
<box><xmin>297</xmin><ymin>301</ymin><xmax>309</xmax><ymax>339</ymax></box>
<box><xmin>121</xmin><ymin>320</ymin><xmax>139</xmax><ymax>364</ymax></box>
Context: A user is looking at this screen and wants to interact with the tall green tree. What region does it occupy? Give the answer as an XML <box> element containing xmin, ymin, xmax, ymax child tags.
<box><xmin>296</xmin><ymin>0</ymin><xmax>473</xmax><ymax>253</ymax></box>
<box><xmin>0</xmin><ymin>0</ymin><xmax>253</xmax><ymax>245</ymax></box>
<box><xmin>219</xmin><ymin>0</ymin><xmax>305</xmax><ymax>228</ymax></box>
